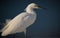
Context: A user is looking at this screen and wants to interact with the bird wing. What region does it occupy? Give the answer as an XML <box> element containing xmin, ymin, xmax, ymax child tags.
<box><xmin>0</xmin><ymin>19</ymin><xmax>11</xmax><ymax>32</ymax></box>
<box><xmin>1</xmin><ymin>12</ymin><xmax>29</xmax><ymax>36</ymax></box>
<box><xmin>1</xmin><ymin>19</ymin><xmax>11</xmax><ymax>32</ymax></box>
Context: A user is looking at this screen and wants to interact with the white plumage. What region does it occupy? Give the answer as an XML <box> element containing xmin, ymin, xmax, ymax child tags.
<box><xmin>1</xmin><ymin>3</ymin><xmax>40</xmax><ymax>36</ymax></box>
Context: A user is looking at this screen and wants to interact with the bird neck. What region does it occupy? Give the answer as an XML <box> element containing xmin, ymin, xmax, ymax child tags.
<box><xmin>25</xmin><ymin>7</ymin><xmax>35</xmax><ymax>14</ymax></box>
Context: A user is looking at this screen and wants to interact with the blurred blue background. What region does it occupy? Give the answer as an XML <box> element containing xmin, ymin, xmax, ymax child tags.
<box><xmin>0</xmin><ymin>0</ymin><xmax>59</xmax><ymax>38</ymax></box>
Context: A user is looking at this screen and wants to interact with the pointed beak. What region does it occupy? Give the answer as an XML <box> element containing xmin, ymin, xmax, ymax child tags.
<box><xmin>38</xmin><ymin>5</ymin><xmax>47</xmax><ymax>10</ymax></box>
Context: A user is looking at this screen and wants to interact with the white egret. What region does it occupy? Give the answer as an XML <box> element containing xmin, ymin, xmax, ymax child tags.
<box><xmin>0</xmin><ymin>3</ymin><xmax>41</xmax><ymax>36</ymax></box>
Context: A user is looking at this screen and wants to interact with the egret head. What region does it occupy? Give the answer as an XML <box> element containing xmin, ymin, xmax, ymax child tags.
<box><xmin>25</xmin><ymin>3</ymin><xmax>46</xmax><ymax>13</ymax></box>
<box><xmin>25</xmin><ymin>3</ymin><xmax>46</xmax><ymax>10</ymax></box>
<box><xmin>26</xmin><ymin>3</ymin><xmax>40</xmax><ymax>9</ymax></box>
<box><xmin>29</xmin><ymin>3</ymin><xmax>40</xmax><ymax>9</ymax></box>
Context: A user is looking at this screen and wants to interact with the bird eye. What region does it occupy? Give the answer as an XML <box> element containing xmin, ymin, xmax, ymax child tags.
<box><xmin>35</xmin><ymin>4</ymin><xmax>38</xmax><ymax>7</ymax></box>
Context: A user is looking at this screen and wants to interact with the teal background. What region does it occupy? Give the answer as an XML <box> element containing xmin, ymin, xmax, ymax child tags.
<box><xmin>0</xmin><ymin>0</ymin><xmax>59</xmax><ymax>38</ymax></box>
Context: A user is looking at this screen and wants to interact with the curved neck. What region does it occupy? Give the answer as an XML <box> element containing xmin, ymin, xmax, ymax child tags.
<box><xmin>25</xmin><ymin>6</ymin><xmax>35</xmax><ymax>14</ymax></box>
